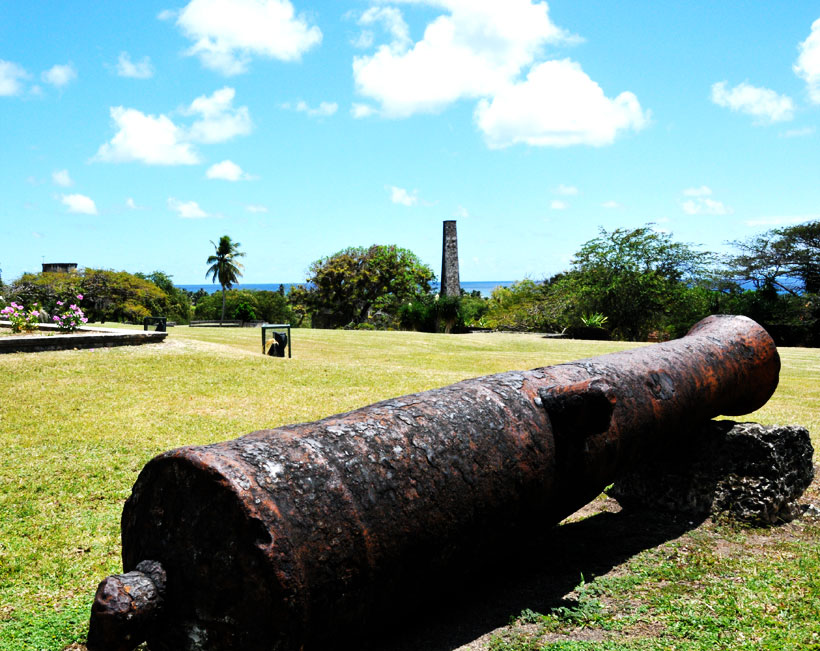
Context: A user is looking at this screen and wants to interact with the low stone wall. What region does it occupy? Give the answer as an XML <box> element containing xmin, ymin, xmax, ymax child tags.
<box><xmin>0</xmin><ymin>322</ymin><xmax>167</xmax><ymax>353</ymax></box>
<box><xmin>610</xmin><ymin>421</ymin><xmax>815</xmax><ymax>525</ymax></box>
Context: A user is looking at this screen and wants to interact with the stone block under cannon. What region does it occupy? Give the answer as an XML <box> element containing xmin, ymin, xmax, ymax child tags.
<box><xmin>88</xmin><ymin>315</ymin><xmax>782</xmax><ymax>651</ymax></box>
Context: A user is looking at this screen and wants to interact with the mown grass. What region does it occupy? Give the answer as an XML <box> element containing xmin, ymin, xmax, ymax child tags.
<box><xmin>0</xmin><ymin>325</ymin><xmax>817</xmax><ymax>650</ymax></box>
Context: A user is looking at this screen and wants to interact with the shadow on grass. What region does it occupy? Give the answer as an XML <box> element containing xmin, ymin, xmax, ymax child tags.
<box><xmin>366</xmin><ymin>503</ymin><xmax>705</xmax><ymax>651</ymax></box>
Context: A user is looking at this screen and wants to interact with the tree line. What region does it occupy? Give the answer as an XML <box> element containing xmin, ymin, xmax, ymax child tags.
<box><xmin>1</xmin><ymin>221</ymin><xmax>816</xmax><ymax>344</ymax></box>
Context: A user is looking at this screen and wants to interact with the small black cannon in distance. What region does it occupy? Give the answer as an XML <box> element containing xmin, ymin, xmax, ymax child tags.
<box><xmin>88</xmin><ymin>315</ymin><xmax>780</xmax><ymax>651</ymax></box>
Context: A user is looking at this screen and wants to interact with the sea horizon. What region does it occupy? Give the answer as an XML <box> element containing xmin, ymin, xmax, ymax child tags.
<box><xmin>176</xmin><ymin>280</ymin><xmax>517</xmax><ymax>298</ymax></box>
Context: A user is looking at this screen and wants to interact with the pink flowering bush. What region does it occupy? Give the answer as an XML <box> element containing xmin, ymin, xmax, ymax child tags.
<box><xmin>1</xmin><ymin>302</ymin><xmax>41</xmax><ymax>333</ymax></box>
<box><xmin>53</xmin><ymin>294</ymin><xmax>88</xmax><ymax>333</ymax></box>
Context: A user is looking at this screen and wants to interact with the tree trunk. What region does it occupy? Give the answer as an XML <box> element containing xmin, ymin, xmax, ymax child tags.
<box><xmin>220</xmin><ymin>287</ymin><xmax>226</xmax><ymax>325</ymax></box>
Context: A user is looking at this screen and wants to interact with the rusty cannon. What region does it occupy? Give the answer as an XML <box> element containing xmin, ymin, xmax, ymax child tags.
<box><xmin>87</xmin><ymin>315</ymin><xmax>780</xmax><ymax>651</ymax></box>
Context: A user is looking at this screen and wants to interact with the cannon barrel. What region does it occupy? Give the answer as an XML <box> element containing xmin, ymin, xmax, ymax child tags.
<box><xmin>88</xmin><ymin>315</ymin><xmax>779</xmax><ymax>650</ymax></box>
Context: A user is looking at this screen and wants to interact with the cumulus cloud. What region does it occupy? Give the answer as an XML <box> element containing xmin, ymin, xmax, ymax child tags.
<box><xmin>116</xmin><ymin>52</ymin><xmax>154</xmax><ymax>79</ymax></box>
<box><xmin>282</xmin><ymin>100</ymin><xmax>338</xmax><ymax>117</ymax></box>
<box><xmin>601</xmin><ymin>200</ymin><xmax>621</xmax><ymax>209</ymax></box>
<box><xmin>681</xmin><ymin>187</ymin><xmax>732</xmax><ymax>215</ymax></box>
<box><xmin>353</xmin><ymin>0</ymin><xmax>573</xmax><ymax>117</ymax></box>
<box><xmin>206</xmin><ymin>159</ymin><xmax>253</xmax><ymax>180</ymax></box>
<box><xmin>795</xmin><ymin>18</ymin><xmax>820</xmax><ymax>103</ymax></box>
<box><xmin>550</xmin><ymin>200</ymin><xmax>568</xmax><ymax>210</ymax></box>
<box><xmin>389</xmin><ymin>185</ymin><xmax>418</xmax><ymax>206</ymax></box>
<box><xmin>555</xmin><ymin>184</ymin><xmax>578</xmax><ymax>196</ymax></box>
<box><xmin>246</xmin><ymin>204</ymin><xmax>269</xmax><ymax>213</ymax></box>
<box><xmin>746</xmin><ymin>216</ymin><xmax>819</xmax><ymax>227</ymax></box>
<box><xmin>125</xmin><ymin>197</ymin><xmax>141</xmax><ymax>209</ymax></box>
<box><xmin>42</xmin><ymin>63</ymin><xmax>77</xmax><ymax>88</ymax></box>
<box><xmin>711</xmin><ymin>81</ymin><xmax>794</xmax><ymax>124</ymax></box>
<box><xmin>94</xmin><ymin>87</ymin><xmax>252</xmax><ymax>165</ymax></box>
<box><xmin>782</xmin><ymin>126</ymin><xmax>815</xmax><ymax>138</ymax></box>
<box><xmin>683</xmin><ymin>185</ymin><xmax>713</xmax><ymax>197</ymax></box>
<box><xmin>62</xmin><ymin>193</ymin><xmax>97</xmax><ymax>215</ymax></box>
<box><xmin>95</xmin><ymin>106</ymin><xmax>201</xmax><ymax>165</ymax></box>
<box><xmin>352</xmin><ymin>2</ymin><xmax>646</xmax><ymax>148</ymax></box>
<box><xmin>351</xmin><ymin>103</ymin><xmax>377</xmax><ymax>118</ymax></box>
<box><xmin>475</xmin><ymin>60</ymin><xmax>648</xmax><ymax>148</ymax></box>
<box><xmin>52</xmin><ymin>169</ymin><xmax>73</xmax><ymax>187</ymax></box>
<box><xmin>355</xmin><ymin>6</ymin><xmax>411</xmax><ymax>50</ymax></box>
<box><xmin>183</xmin><ymin>86</ymin><xmax>253</xmax><ymax>143</ymax></box>
<box><xmin>172</xmin><ymin>0</ymin><xmax>322</xmax><ymax>75</ymax></box>
<box><xmin>168</xmin><ymin>197</ymin><xmax>208</xmax><ymax>218</ymax></box>
<box><xmin>0</xmin><ymin>60</ymin><xmax>29</xmax><ymax>96</ymax></box>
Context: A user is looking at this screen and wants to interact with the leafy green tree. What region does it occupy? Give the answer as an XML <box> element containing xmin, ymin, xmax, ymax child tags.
<box><xmin>286</xmin><ymin>285</ymin><xmax>311</xmax><ymax>327</ymax></box>
<box><xmin>80</xmin><ymin>269</ymin><xmax>168</xmax><ymax>323</ymax></box>
<box><xmin>397</xmin><ymin>291</ymin><xmax>487</xmax><ymax>333</ymax></box>
<box><xmin>304</xmin><ymin>245</ymin><xmax>434</xmax><ymax>328</ymax></box>
<box><xmin>562</xmin><ymin>226</ymin><xmax>713</xmax><ymax>340</ymax></box>
<box><xmin>481</xmin><ymin>279</ymin><xmax>557</xmax><ymax>332</ymax></box>
<box><xmin>206</xmin><ymin>235</ymin><xmax>245</xmax><ymax>324</ymax></box>
<box><xmin>8</xmin><ymin>271</ymin><xmax>81</xmax><ymax>314</ymax></box>
<box><xmin>726</xmin><ymin>220</ymin><xmax>820</xmax><ymax>295</ymax></box>
<box><xmin>136</xmin><ymin>270</ymin><xmax>193</xmax><ymax>323</ymax></box>
<box><xmin>194</xmin><ymin>289</ymin><xmax>293</xmax><ymax>324</ymax></box>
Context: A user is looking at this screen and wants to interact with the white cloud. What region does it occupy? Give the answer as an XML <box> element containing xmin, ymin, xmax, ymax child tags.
<box><xmin>550</xmin><ymin>200</ymin><xmax>568</xmax><ymax>210</ymax></box>
<box><xmin>711</xmin><ymin>81</ymin><xmax>794</xmax><ymax>124</ymax></box>
<box><xmin>475</xmin><ymin>59</ymin><xmax>648</xmax><ymax>148</ymax></box>
<box><xmin>351</xmin><ymin>103</ymin><xmax>377</xmax><ymax>118</ymax></box>
<box><xmin>52</xmin><ymin>169</ymin><xmax>73</xmax><ymax>187</ymax></box>
<box><xmin>795</xmin><ymin>18</ymin><xmax>820</xmax><ymax>103</ymax></box>
<box><xmin>282</xmin><ymin>100</ymin><xmax>338</xmax><ymax>117</ymax></box>
<box><xmin>389</xmin><ymin>185</ymin><xmax>418</xmax><ymax>206</ymax></box>
<box><xmin>453</xmin><ymin>205</ymin><xmax>469</xmax><ymax>218</ymax></box>
<box><xmin>206</xmin><ymin>159</ymin><xmax>253</xmax><ymax>181</ymax></box>
<box><xmin>601</xmin><ymin>200</ymin><xmax>621</xmax><ymax>209</ymax></box>
<box><xmin>125</xmin><ymin>197</ymin><xmax>140</xmax><ymax>209</ymax></box>
<box><xmin>782</xmin><ymin>126</ymin><xmax>815</xmax><ymax>138</ymax></box>
<box><xmin>42</xmin><ymin>63</ymin><xmax>77</xmax><ymax>88</ymax></box>
<box><xmin>746</xmin><ymin>216</ymin><xmax>819</xmax><ymax>227</ymax></box>
<box><xmin>0</xmin><ymin>60</ymin><xmax>29</xmax><ymax>96</ymax></box>
<box><xmin>95</xmin><ymin>87</ymin><xmax>252</xmax><ymax>165</ymax></box>
<box><xmin>356</xmin><ymin>6</ymin><xmax>411</xmax><ymax>51</ymax></box>
<box><xmin>246</xmin><ymin>204</ymin><xmax>269</xmax><ymax>213</ymax></box>
<box><xmin>555</xmin><ymin>184</ymin><xmax>578</xmax><ymax>196</ymax></box>
<box><xmin>353</xmin><ymin>0</ymin><xmax>574</xmax><ymax>118</ymax></box>
<box><xmin>682</xmin><ymin>198</ymin><xmax>732</xmax><ymax>216</ymax></box>
<box><xmin>183</xmin><ymin>86</ymin><xmax>253</xmax><ymax>143</ymax></box>
<box><xmin>173</xmin><ymin>0</ymin><xmax>322</xmax><ymax>75</ymax></box>
<box><xmin>61</xmin><ymin>194</ymin><xmax>97</xmax><ymax>215</ymax></box>
<box><xmin>116</xmin><ymin>52</ymin><xmax>154</xmax><ymax>79</ymax></box>
<box><xmin>681</xmin><ymin>186</ymin><xmax>731</xmax><ymax>215</ymax></box>
<box><xmin>168</xmin><ymin>197</ymin><xmax>208</xmax><ymax>218</ymax></box>
<box><xmin>95</xmin><ymin>106</ymin><xmax>201</xmax><ymax>165</ymax></box>
<box><xmin>683</xmin><ymin>185</ymin><xmax>712</xmax><ymax>197</ymax></box>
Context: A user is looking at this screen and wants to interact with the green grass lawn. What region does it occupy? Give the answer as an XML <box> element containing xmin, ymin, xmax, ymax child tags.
<box><xmin>0</xmin><ymin>325</ymin><xmax>818</xmax><ymax>650</ymax></box>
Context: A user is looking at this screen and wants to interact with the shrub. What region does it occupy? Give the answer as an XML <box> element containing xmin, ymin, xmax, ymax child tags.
<box><xmin>233</xmin><ymin>301</ymin><xmax>257</xmax><ymax>322</ymax></box>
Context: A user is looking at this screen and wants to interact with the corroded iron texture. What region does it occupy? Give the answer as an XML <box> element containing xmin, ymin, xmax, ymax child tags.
<box><xmin>88</xmin><ymin>315</ymin><xmax>779</xmax><ymax>651</ymax></box>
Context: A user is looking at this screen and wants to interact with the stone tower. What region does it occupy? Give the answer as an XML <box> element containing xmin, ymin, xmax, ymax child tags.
<box><xmin>440</xmin><ymin>220</ymin><xmax>460</xmax><ymax>297</ymax></box>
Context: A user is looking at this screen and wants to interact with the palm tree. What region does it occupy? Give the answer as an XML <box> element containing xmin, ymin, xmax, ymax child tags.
<box><xmin>206</xmin><ymin>235</ymin><xmax>245</xmax><ymax>324</ymax></box>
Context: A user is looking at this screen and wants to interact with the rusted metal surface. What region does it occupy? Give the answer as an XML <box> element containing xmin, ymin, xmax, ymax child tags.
<box><xmin>87</xmin><ymin>315</ymin><xmax>779</xmax><ymax>651</ymax></box>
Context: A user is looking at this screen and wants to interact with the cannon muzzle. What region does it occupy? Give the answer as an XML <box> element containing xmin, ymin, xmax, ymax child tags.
<box><xmin>88</xmin><ymin>315</ymin><xmax>779</xmax><ymax>650</ymax></box>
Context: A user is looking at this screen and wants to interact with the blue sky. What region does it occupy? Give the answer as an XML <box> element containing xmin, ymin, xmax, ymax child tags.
<box><xmin>2</xmin><ymin>1</ymin><xmax>819</xmax><ymax>284</ymax></box>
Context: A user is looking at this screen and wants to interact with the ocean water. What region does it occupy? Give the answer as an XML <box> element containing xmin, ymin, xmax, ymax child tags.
<box><xmin>177</xmin><ymin>281</ymin><xmax>516</xmax><ymax>298</ymax></box>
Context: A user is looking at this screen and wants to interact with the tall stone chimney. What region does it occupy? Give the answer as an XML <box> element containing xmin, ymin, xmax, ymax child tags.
<box><xmin>440</xmin><ymin>220</ymin><xmax>460</xmax><ymax>297</ymax></box>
